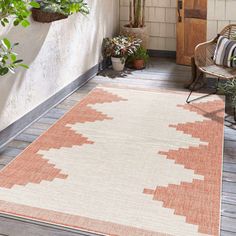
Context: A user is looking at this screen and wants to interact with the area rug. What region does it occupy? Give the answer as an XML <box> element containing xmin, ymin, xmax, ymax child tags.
<box><xmin>0</xmin><ymin>85</ymin><xmax>225</xmax><ymax>236</ymax></box>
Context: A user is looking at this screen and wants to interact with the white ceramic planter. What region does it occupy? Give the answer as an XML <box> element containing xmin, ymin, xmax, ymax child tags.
<box><xmin>121</xmin><ymin>25</ymin><xmax>149</xmax><ymax>49</ymax></box>
<box><xmin>111</xmin><ymin>57</ymin><xmax>125</xmax><ymax>72</ymax></box>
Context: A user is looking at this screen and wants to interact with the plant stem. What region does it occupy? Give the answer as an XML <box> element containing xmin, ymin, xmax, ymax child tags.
<box><xmin>142</xmin><ymin>0</ymin><xmax>145</xmax><ymax>27</ymax></box>
<box><xmin>133</xmin><ymin>0</ymin><xmax>136</xmax><ymax>26</ymax></box>
<box><xmin>134</xmin><ymin>0</ymin><xmax>141</xmax><ymax>27</ymax></box>
<box><xmin>129</xmin><ymin>0</ymin><xmax>132</xmax><ymax>26</ymax></box>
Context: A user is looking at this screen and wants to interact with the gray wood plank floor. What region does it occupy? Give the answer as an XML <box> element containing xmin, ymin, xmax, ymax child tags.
<box><xmin>0</xmin><ymin>58</ymin><xmax>235</xmax><ymax>236</ymax></box>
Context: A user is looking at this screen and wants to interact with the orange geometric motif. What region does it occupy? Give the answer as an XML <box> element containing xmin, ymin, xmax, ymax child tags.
<box><xmin>0</xmin><ymin>88</ymin><xmax>126</xmax><ymax>189</ymax></box>
<box><xmin>0</xmin><ymin>87</ymin><xmax>224</xmax><ymax>235</ymax></box>
<box><xmin>144</xmin><ymin>99</ymin><xmax>225</xmax><ymax>236</ymax></box>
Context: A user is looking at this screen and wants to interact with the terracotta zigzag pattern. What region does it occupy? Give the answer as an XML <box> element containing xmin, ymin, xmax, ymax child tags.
<box><xmin>0</xmin><ymin>88</ymin><xmax>126</xmax><ymax>189</ymax></box>
<box><xmin>144</xmin><ymin>99</ymin><xmax>225</xmax><ymax>236</ymax></box>
<box><xmin>0</xmin><ymin>87</ymin><xmax>225</xmax><ymax>235</ymax></box>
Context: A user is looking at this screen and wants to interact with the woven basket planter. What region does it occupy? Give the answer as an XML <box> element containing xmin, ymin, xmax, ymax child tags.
<box><xmin>31</xmin><ymin>8</ymin><xmax>68</xmax><ymax>23</ymax></box>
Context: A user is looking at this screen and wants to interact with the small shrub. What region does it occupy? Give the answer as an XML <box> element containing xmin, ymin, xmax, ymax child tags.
<box><xmin>128</xmin><ymin>46</ymin><xmax>149</xmax><ymax>63</ymax></box>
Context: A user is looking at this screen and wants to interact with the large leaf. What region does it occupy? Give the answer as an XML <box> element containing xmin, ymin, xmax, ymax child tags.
<box><xmin>2</xmin><ymin>38</ymin><xmax>11</xmax><ymax>50</ymax></box>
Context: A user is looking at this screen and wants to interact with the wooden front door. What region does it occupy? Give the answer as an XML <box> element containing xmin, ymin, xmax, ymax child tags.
<box><xmin>176</xmin><ymin>0</ymin><xmax>207</xmax><ymax>65</ymax></box>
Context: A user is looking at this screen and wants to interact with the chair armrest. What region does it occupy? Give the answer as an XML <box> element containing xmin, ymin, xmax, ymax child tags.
<box><xmin>194</xmin><ymin>37</ymin><xmax>218</xmax><ymax>69</ymax></box>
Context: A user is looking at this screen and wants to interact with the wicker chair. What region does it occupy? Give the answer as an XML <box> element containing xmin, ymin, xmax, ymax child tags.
<box><xmin>186</xmin><ymin>24</ymin><xmax>236</xmax><ymax>120</ymax></box>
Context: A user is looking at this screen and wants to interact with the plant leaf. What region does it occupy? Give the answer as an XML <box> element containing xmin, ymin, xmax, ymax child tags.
<box><xmin>30</xmin><ymin>1</ymin><xmax>40</xmax><ymax>8</ymax></box>
<box><xmin>2</xmin><ymin>38</ymin><xmax>11</xmax><ymax>49</ymax></box>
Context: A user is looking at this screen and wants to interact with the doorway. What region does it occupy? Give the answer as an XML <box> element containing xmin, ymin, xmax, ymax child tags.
<box><xmin>176</xmin><ymin>0</ymin><xmax>207</xmax><ymax>65</ymax></box>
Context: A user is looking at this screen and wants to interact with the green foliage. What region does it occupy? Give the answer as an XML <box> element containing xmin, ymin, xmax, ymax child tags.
<box><xmin>0</xmin><ymin>0</ymin><xmax>40</xmax><ymax>27</ymax></box>
<box><xmin>128</xmin><ymin>46</ymin><xmax>149</xmax><ymax>63</ymax></box>
<box><xmin>0</xmin><ymin>0</ymin><xmax>89</xmax><ymax>76</ymax></box>
<box><xmin>0</xmin><ymin>0</ymin><xmax>40</xmax><ymax>76</ymax></box>
<box><xmin>39</xmin><ymin>0</ymin><xmax>89</xmax><ymax>16</ymax></box>
<box><xmin>219</xmin><ymin>79</ymin><xmax>236</xmax><ymax>107</ymax></box>
<box><xmin>0</xmin><ymin>38</ymin><xmax>28</xmax><ymax>76</ymax></box>
<box><xmin>103</xmin><ymin>35</ymin><xmax>141</xmax><ymax>59</ymax></box>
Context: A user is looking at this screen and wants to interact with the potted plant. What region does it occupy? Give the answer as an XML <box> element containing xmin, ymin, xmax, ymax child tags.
<box><xmin>103</xmin><ymin>36</ymin><xmax>141</xmax><ymax>72</ymax></box>
<box><xmin>31</xmin><ymin>0</ymin><xmax>89</xmax><ymax>23</ymax></box>
<box><xmin>121</xmin><ymin>0</ymin><xmax>149</xmax><ymax>48</ymax></box>
<box><xmin>128</xmin><ymin>46</ymin><xmax>149</xmax><ymax>70</ymax></box>
<box><xmin>219</xmin><ymin>78</ymin><xmax>236</xmax><ymax>121</ymax></box>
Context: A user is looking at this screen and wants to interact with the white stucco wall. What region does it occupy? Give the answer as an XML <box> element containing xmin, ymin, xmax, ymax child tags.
<box><xmin>0</xmin><ymin>0</ymin><xmax>119</xmax><ymax>131</ymax></box>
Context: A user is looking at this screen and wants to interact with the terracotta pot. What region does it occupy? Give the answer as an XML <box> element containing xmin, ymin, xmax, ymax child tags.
<box><xmin>121</xmin><ymin>25</ymin><xmax>149</xmax><ymax>49</ymax></box>
<box><xmin>133</xmin><ymin>59</ymin><xmax>145</xmax><ymax>70</ymax></box>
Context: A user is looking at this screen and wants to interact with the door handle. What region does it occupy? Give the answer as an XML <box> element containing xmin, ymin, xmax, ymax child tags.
<box><xmin>178</xmin><ymin>0</ymin><xmax>183</xmax><ymax>22</ymax></box>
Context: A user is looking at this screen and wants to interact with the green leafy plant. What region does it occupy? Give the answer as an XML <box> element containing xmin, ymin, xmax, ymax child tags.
<box><xmin>128</xmin><ymin>0</ymin><xmax>146</xmax><ymax>28</ymax></box>
<box><xmin>103</xmin><ymin>36</ymin><xmax>141</xmax><ymax>62</ymax></box>
<box><xmin>0</xmin><ymin>38</ymin><xmax>28</xmax><ymax>76</ymax></box>
<box><xmin>0</xmin><ymin>0</ymin><xmax>40</xmax><ymax>76</ymax></box>
<box><xmin>128</xmin><ymin>46</ymin><xmax>149</xmax><ymax>63</ymax></box>
<box><xmin>220</xmin><ymin>79</ymin><xmax>236</xmax><ymax>108</ymax></box>
<box><xmin>38</xmin><ymin>0</ymin><xmax>89</xmax><ymax>16</ymax></box>
<box><xmin>0</xmin><ymin>0</ymin><xmax>40</xmax><ymax>27</ymax></box>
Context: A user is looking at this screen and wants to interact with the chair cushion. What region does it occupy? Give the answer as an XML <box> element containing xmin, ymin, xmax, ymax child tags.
<box><xmin>214</xmin><ymin>36</ymin><xmax>236</xmax><ymax>68</ymax></box>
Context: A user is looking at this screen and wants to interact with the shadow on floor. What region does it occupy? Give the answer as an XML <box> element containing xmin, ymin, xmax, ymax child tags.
<box><xmin>98</xmin><ymin>67</ymin><xmax>133</xmax><ymax>79</ymax></box>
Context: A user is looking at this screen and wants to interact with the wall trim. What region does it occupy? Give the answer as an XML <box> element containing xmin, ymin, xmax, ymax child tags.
<box><xmin>0</xmin><ymin>62</ymin><xmax>106</xmax><ymax>150</ymax></box>
<box><xmin>148</xmin><ymin>50</ymin><xmax>176</xmax><ymax>59</ymax></box>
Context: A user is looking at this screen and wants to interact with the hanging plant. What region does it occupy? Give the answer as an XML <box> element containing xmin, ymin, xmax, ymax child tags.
<box><xmin>31</xmin><ymin>0</ymin><xmax>89</xmax><ymax>23</ymax></box>
<box><xmin>0</xmin><ymin>0</ymin><xmax>40</xmax><ymax>76</ymax></box>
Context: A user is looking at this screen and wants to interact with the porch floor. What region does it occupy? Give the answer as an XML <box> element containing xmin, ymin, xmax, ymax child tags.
<box><xmin>0</xmin><ymin>58</ymin><xmax>235</xmax><ymax>236</ymax></box>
